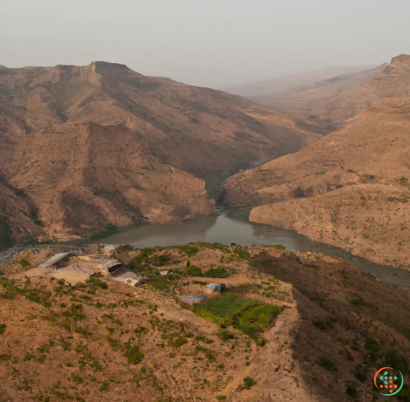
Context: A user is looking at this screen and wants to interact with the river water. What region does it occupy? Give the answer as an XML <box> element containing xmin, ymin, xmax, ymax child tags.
<box><xmin>103</xmin><ymin>208</ymin><xmax>410</xmax><ymax>291</ymax></box>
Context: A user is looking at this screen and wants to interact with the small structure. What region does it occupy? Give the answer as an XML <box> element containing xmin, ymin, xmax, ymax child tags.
<box><xmin>107</xmin><ymin>263</ymin><xmax>124</xmax><ymax>275</ymax></box>
<box><xmin>113</xmin><ymin>276</ymin><xmax>147</xmax><ymax>287</ymax></box>
<box><xmin>38</xmin><ymin>253</ymin><xmax>74</xmax><ymax>269</ymax></box>
<box><xmin>206</xmin><ymin>283</ymin><xmax>226</xmax><ymax>293</ymax></box>
<box><xmin>177</xmin><ymin>295</ymin><xmax>206</xmax><ymax>304</ymax></box>
<box><xmin>160</xmin><ymin>270</ymin><xmax>169</xmax><ymax>276</ymax></box>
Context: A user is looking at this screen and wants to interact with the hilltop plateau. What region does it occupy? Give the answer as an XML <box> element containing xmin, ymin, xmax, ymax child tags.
<box><xmin>0</xmin><ymin>243</ymin><xmax>409</xmax><ymax>401</ymax></box>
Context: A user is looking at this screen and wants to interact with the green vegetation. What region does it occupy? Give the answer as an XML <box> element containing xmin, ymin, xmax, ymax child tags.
<box><xmin>349</xmin><ymin>296</ymin><xmax>370</xmax><ymax>307</ymax></box>
<box><xmin>0</xmin><ymin>354</ymin><xmax>12</xmax><ymax>361</ymax></box>
<box><xmin>312</xmin><ymin>316</ymin><xmax>335</xmax><ymax>332</ymax></box>
<box><xmin>339</xmin><ymin>348</ymin><xmax>354</xmax><ymax>361</ymax></box>
<box><xmin>345</xmin><ymin>381</ymin><xmax>361</xmax><ymax>398</ymax></box>
<box><xmin>387</xmin><ymin>197</ymin><xmax>408</xmax><ymax>203</ymax></box>
<box><xmin>187</xmin><ymin>265</ymin><xmax>202</xmax><ymax>276</ymax></box>
<box><xmin>218</xmin><ymin>328</ymin><xmax>235</xmax><ymax>341</ymax></box>
<box><xmin>195</xmin><ymin>293</ymin><xmax>282</xmax><ymax>343</ymax></box>
<box><xmin>243</xmin><ymin>377</ymin><xmax>255</xmax><ymax>389</ymax></box>
<box><xmin>384</xmin><ymin>350</ymin><xmax>409</xmax><ymax>375</ymax></box>
<box><xmin>0</xmin><ymin>220</ymin><xmax>15</xmax><ymax>250</ymax></box>
<box><xmin>178</xmin><ymin>245</ymin><xmax>199</xmax><ymax>257</ymax></box>
<box><xmin>232</xmin><ymin>245</ymin><xmax>250</xmax><ymax>260</ymax></box>
<box><xmin>123</xmin><ymin>345</ymin><xmax>144</xmax><ymax>364</ymax></box>
<box><xmin>0</xmin><ymin>278</ymin><xmax>52</xmax><ymax>307</ymax></box>
<box><xmin>187</xmin><ymin>265</ymin><xmax>231</xmax><ymax>278</ymax></box>
<box><xmin>29</xmin><ymin>210</ymin><xmax>45</xmax><ymax>226</ymax></box>
<box><xmin>353</xmin><ymin>364</ymin><xmax>369</xmax><ymax>382</ymax></box>
<box><xmin>85</xmin><ymin>277</ymin><xmax>108</xmax><ymax>290</ymax></box>
<box><xmin>90</xmin><ymin>223</ymin><xmax>118</xmax><ymax>240</ymax></box>
<box><xmin>19</xmin><ymin>259</ymin><xmax>31</xmax><ymax>268</ymax></box>
<box><xmin>318</xmin><ymin>354</ymin><xmax>336</xmax><ymax>371</ymax></box>
<box><xmin>0</xmin><ymin>324</ymin><xmax>6</xmax><ymax>335</ymax></box>
<box><xmin>397</xmin><ymin>385</ymin><xmax>410</xmax><ymax>402</ymax></box>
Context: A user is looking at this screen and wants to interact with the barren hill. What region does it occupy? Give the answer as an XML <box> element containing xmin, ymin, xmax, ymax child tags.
<box><xmin>222</xmin><ymin>60</ymin><xmax>410</xmax><ymax>266</ymax></box>
<box><xmin>220</xmin><ymin>65</ymin><xmax>375</xmax><ymax>98</ymax></box>
<box><xmin>250</xmin><ymin>64</ymin><xmax>387</xmax><ymax>112</ymax></box>
<box><xmin>293</xmin><ymin>55</ymin><xmax>410</xmax><ymax>132</ymax></box>
<box><xmin>0</xmin><ymin>62</ymin><xmax>318</xmax><ymax>246</ymax></box>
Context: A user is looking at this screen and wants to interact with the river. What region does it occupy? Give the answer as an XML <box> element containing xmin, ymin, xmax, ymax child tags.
<box><xmin>103</xmin><ymin>208</ymin><xmax>410</xmax><ymax>291</ymax></box>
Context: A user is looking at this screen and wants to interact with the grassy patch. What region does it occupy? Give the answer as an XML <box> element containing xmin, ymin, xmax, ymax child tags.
<box><xmin>178</xmin><ymin>245</ymin><xmax>199</xmax><ymax>257</ymax></box>
<box><xmin>243</xmin><ymin>377</ymin><xmax>256</xmax><ymax>389</ymax></box>
<box><xmin>195</xmin><ymin>293</ymin><xmax>282</xmax><ymax>343</ymax></box>
<box><xmin>123</xmin><ymin>345</ymin><xmax>144</xmax><ymax>364</ymax></box>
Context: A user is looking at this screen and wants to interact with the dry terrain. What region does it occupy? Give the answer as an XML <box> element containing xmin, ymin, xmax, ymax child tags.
<box><xmin>222</xmin><ymin>55</ymin><xmax>410</xmax><ymax>267</ymax></box>
<box><xmin>292</xmin><ymin>54</ymin><xmax>410</xmax><ymax>132</ymax></box>
<box><xmin>220</xmin><ymin>66</ymin><xmax>375</xmax><ymax>98</ymax></box>
<box><xmin>0</xmin><ymin>61</ymin><xmax>319</xmax><ymax>247</ymax></box>
<box><xmin>0</xmin><ymin>242</ymin><xmax>409</xmax><ymax>401</ymax></box>
<box><xmin>250</xmin><ymin>64</ymin><xmax>387</xmax><ymax>112</ymax></box>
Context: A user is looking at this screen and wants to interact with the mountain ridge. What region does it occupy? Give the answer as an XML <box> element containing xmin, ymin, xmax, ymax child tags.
<box><xmin>0</xmin><ymin>61</ymin><xmax>319</xmax><ymax>246</ymax></box>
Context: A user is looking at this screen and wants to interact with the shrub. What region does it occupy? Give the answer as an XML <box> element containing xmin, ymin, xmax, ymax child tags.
<box><xmin>384</xmin><ymin>350</ymin><xmax>409</xmax><ymax>375</ymax></box>
<box><xmin>204</xmin><ymin>266</ymin><xmax>230</xmax><ymax>278</ymax></box>
<box><xmin>187</xmin><ymin>265</ymin><xmax>202</xmax><ymax>276</ymax></box>
<box><xmin>0</xmin><ymin>324</ymin><xmax>6</xmax><ymax>335</ymax></box>
<box><xmin>169</xmin><ymin>337</ymin><xmax>187</xmax><ymax>348</ymax></box>
<box><xmin>318</xmin><ymin>354</ymin><xmax>336</xmax><ymax>371</ymax></box>
<box><xmin>345</xmin><ymin>381</ymin><xmax>361</xmax><ymax>398</ymax></box>
<box><xmin>20</xmin><ymin>259</ymin><xmax>31</xmax><ymax>268</ymax></box>
<box><xmin>397</xmin><ymin>385</ymin><xmax>410</xmax><ymax>402</ymax></box>
<box><xmin>99</xmin><ymin>382</ymin><xmax>109</xmax><ymax>392</ymax></box>
<box><xmin>353</xmin><ymin>364</ymin><xmax>369</xmax><ymax>382</ymax></box>
<box><xmin>178</xmin><ymin>245</ymin><xmax>199</xmax><ymax>256</ymax></box>
<box><xmin>0</xmin><ymin>354</ymin><xmax>11</xmax><ymax>361</ymax></box>
<box><xmin>349</xmin><ymin>296</ymin><xmax>369</xmax><ymax>306</ymax></box>
<box><xmin>218</xmin><ymin>328</ymin><xmax>235</xmax><ymax>341</ymax></box>
<box><xmin>339</xmin><ymin>348</ymin><xmax>354</xmax><ymax>361</ymax></box>
<box><xmin>293</xmin><ymin>186</ymin><xmax>305</xmax><ymax>198</ymax></box>
<box><xmin>123</xmin><ymin>345</ymin><xmax>144</xmax><ymax>364</ymax></box>
<box><xmin>243</xmin><ymin>377</ymin><xmax>255</xmax><ymax>389</ymax></box>
<box><xmin>312</xmin><ymin>316</ymin><xmax>335</xmax><ymax>332</ymax></box>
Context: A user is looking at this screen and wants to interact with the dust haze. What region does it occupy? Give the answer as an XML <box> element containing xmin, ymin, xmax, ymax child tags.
<box><xmin>1</xmin><ymin>0</ymin><xmax>409</xmax><ymax>87</ymax></box>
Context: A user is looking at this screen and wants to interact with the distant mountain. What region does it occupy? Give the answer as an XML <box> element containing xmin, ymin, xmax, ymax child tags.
<box><xmin>0</xmin><ymin>62</ymin><xmax>318</xmax><ymax>246</ymax></box>
<box><xmin>293</xmin><ymin>55</ymin><xmax>410</xmax><ymax>132</ymax></box>
<box><xmin>219</xmin><ymin>66</ymin><xmax>376</xmax><ymax>98</ymax></box>
<box><xmin>250</xmin><ymin>64</ymin><xmax>387</xmax><ymax>111</ymax></box>
<box><xmin>221</xmin><ymin>55</ymin><xmax>410</xmax><ymax>267</ymax></box>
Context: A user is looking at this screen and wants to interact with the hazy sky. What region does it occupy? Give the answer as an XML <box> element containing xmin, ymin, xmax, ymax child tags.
<box><xmin>1</xmin><ymin>0</ymin><xmax>409</xmax><ymax>87</ymax></box>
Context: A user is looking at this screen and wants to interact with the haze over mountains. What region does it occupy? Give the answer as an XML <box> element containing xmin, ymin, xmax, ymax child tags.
<box><xmin>0</xmin><ymin>61</ymin><xmax>319</xmax><ymax>246</ymax></box>
<box><xmin>220</xmin><ymin>65</ymin><xmax>376</xmax><ymax>98</ymax></box>
<box><xmin>222</xmin><ymin>54</ymin><xmax>410</xmax><ymax>266</ymax></box>
<box><xmin>250</xmin><ymin>64</ymin><xmax>388</xmax><ymax>112</ymax></box>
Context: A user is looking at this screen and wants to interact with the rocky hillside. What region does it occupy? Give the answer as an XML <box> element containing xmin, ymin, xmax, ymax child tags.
<box><xmin>1</xmin><ymin>243</ymin><xmax>409</xmax><ymax>401</ymax></box>
<box><xmin>0</xmin><ymin>62</ymin><xmax>319</xmax><ymax>246</ymax></box>
<box><xmin>293</xmin><ymin>54</ymin><xmax>410</xmax><ymax>132</ymax></box>
<box><xmin>222</xmin><ymin>55</ymin><xmax>410</xmax><ymax>267</ymax></box>
<box><xmin>250</xmin><ymin>64</ymin><xmax>387</xmax><ymax>112</ymax></box>
<box><xmin>220</xmin><ymin>65</ymin><xmax>375</xmax><ymax>98</ymax></box>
